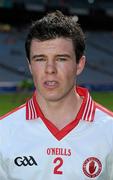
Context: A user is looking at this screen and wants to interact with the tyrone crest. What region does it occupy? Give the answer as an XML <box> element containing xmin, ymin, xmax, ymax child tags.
<box><xmin>83</xmin><ymin>157</ymin><xmax>102</xmax><ymax>178</ymax></box>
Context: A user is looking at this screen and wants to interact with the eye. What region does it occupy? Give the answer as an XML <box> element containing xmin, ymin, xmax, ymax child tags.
<box><xmin>35</xmin><ymin>58</ymin><xmax>46</xmax><ymax>62</ymax></box>
<box><xmin>57</xmin><ymin>57</ymin><xmax>67</xmax><ymax>62</ymax></box>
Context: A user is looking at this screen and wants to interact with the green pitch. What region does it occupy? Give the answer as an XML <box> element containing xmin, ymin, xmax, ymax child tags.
<box><xmin>91</xmin><ymin>91</ymin><xmax>113</xmax><ymax>111</ymax></box>
<box><xmin>0</xmin><ymin>91</ymin><xmax>113</xmax><ymax>116</ymax></box>
<box><xmin>0</xmin><ymin>92</ymin><xmax>32</xmax><ymax>116</ymax></box>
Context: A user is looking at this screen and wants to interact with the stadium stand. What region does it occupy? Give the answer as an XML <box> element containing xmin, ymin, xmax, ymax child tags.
<box><xmin>78</xmin><ymin>31</ymin><xmax>113</xmax><ymax>90</ymax></box>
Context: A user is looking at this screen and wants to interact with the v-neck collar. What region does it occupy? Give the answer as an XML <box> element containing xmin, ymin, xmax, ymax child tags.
<box><xmin>26</xmin><ymin>86</ymin><xmax>95</xmax><ymax>140</ymax></box>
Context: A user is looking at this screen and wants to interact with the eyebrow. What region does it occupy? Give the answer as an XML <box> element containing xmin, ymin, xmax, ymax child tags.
<box><xmin>56</xmin><ymin>54</ymin><xmax>71</xmax><ymax>58</ymax></box>
<box><xmin>32</xmin><ymin>54</ymin><xmax>71</xmax><ymax>58</ymax></box>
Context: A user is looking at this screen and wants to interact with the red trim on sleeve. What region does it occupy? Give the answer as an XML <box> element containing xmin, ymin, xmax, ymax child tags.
<box><xmin>26</xmin><ymin>98</ymin><xmax>38</xmax><ymax>120</ymax></box>
<box><xmin>77</xmin><ymin>87</ymin><xmax>96</xmax><ymax>122</ymax></box>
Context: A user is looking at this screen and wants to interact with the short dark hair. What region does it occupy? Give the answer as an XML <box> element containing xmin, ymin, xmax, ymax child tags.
<box><xmin>25</xmin><ymin>10</ymin><xmax>85</xmax><ymax>63</ymax></box>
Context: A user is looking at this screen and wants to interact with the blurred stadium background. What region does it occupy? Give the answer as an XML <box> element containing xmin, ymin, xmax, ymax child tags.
<box><xmin>0</xmin><ymin>0</ymin><xmax>113</xmax><ymax>115</ymax></box>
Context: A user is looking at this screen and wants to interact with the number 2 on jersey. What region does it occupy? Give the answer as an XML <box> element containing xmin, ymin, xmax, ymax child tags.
<box><xmin>53</xmin><ymin>157</ymin><xmax>63</xmax><ymax>174</ymax></box>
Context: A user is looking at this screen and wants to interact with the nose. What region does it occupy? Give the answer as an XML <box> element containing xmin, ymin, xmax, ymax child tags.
<box><xmin>45</xmin><ymin>60</ymin><xmax>57</xmax><ymax>74</ymax></box>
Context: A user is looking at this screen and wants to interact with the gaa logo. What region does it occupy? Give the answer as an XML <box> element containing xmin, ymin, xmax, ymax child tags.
<box><xmin>14</xmin><ymin>156</ymin><xmax>38</xmax><ymax>166</ymax></box>
<box><xmin>83</xmin><ymin>157</ymin><xmax>102</xmax><ymax>178</ymax></box>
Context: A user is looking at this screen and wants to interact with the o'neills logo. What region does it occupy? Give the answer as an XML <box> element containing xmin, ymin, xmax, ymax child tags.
<box><xmin>83</xmin><ymin>157</ymin><xmax>102</xmax><ymax>178</ymax></box>
<box><xmin>47</xmin><ymin>148</ymin><xmax>71</xmax><ymax>156</ymax></box>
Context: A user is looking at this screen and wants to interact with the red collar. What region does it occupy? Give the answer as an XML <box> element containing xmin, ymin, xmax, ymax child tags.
<box><xmin>26</xmin><ymin>87</ymin><xmax>95</xmax><ymax>140</ymax></box>
<box><xmin>26</xmin><ymin>86</ymin><xmax>95</xmax><ymax>122</ymax></box>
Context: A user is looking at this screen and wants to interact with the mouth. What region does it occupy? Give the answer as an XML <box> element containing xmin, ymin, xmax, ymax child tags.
<box><xmin>44</xmin><ymin>81</ymin><xmax>59</xmax><ymax>89</ymax></box>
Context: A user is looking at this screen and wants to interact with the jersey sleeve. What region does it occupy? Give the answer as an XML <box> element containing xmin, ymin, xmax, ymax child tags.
<box><xmin>107</xmin><ymin>147</ymin><xmax>113</xmax><ymax>180</ymax></box>
<box><xmin>0</xmin><ymin>132</ymin><xmax>8</xmax><ymax>180</ymax></box>
<box><xmin>0</xmin><ymin>153</ymin><xmax>8</xmax><ymax>180</ymax></box>
<box><xmin>107</xmin><ymin>125</ymin><xmax>113</xmax><ymax>180</ymax></box>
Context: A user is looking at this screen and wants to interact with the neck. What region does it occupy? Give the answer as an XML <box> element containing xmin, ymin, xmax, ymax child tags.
<box><xmin>36</xmin><ymin>88</ymin><xmax>83</xmax><ymax>130</ymax></box>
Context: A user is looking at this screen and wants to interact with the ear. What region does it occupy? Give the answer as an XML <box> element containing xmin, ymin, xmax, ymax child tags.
<box><xmin>76</xmin><ymin>55</ymin><xmax>86</xmax><ymax>76</ymax></box>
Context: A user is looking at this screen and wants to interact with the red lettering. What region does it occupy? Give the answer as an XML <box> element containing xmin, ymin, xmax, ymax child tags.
<box><xmin>53</xmin><ymin>157</ymin><xmax>63</xmax><ymax>174</ymax></box>
<box><xmin>51</xmin><ymin>148</ymin><xmax>55</xmax><ymax>155</ymax></box>
<box><xmin>68</xmin><ymin>149</ymin><xmax>71</xmax><ymax>156</ymax></box>
<box><xmin>46</xmin><ymin>148</ymin><xmax>72</xmax><ymax>156</ymax></box>
<box><xmin>47</xmin><ymin>148</ymin><xmax>50</xmax><ymax>155</ymax></box>
<box><xmin>56</xmin><ymin>148</ymin><xmax>59</xmax><ymax>155</ymax></box>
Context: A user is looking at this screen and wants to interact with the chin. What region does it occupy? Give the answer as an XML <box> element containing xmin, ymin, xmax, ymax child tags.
<box><xmin>44</xmin><ymin>94</ymin><xmax>62</xmax><ymax>102</ymax></box>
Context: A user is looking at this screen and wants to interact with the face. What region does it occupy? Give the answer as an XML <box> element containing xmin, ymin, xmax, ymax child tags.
<box><xmin>29</xmin><ymin>38</ymin><xmax>85</xmax><ymax>102</ymax></box>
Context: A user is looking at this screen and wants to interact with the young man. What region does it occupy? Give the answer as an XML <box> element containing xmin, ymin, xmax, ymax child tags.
<box><xmin>0</xmin><ymin>11</ymin><xmax>113</xmax><ymax>180</ymax></box>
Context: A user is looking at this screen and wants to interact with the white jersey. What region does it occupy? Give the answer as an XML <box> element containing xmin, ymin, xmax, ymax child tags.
<box><xmin>0</xmin><ymin>87</ymin><xmax>113</xmax><ymax>180</ymax></box>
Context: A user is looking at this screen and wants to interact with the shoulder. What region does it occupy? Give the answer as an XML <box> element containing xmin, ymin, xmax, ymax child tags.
<box><xmin>92</xmin><ymin>102</ymin><xmax>113</xmax><ymax>146</ymax></box>
<box><xmin>95</xmin><ymin>102</ymin><xmax>113</xmax><ymax>125</ymax></box>
<box><xmin>0</xmin><ymin>103</ymin><xmax>26</xmax><ymax>153</ymax></box>
<box><xmin>95</xmin><ymin>102</ymin><xmax>113</xmax><ymax>118</ymax></box>
<box><xmin>0</xmin><ymin>103</ymin><xmax>26</xmax><ymax>130</ymax></box>
<box><xmin>94</xmin><ymin>102</ymin><xmax>113</xmax><ymax>135</ymax></box>
<box><xmin>93</xmin><ymin>101</ymin><xmax>113</xmax><ymax>127</ymax></box>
